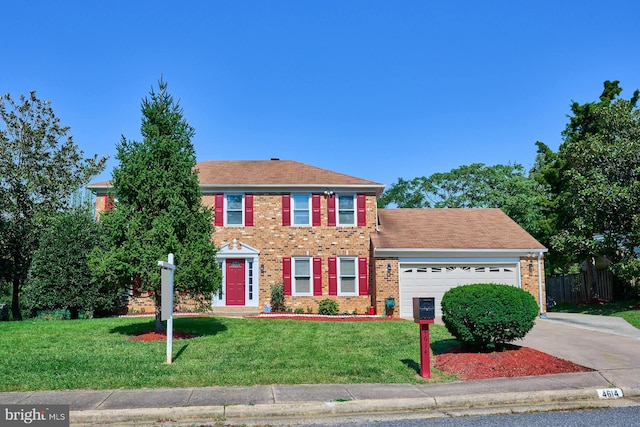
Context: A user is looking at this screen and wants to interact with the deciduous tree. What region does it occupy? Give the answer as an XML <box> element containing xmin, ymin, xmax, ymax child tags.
<box><xmin>550</xmin><ymin>81</ymin><xmax>640</xmax><ymax>297</ymax></box>
<box><xmin>0</xmin><ymin>92</ymin><xmax>106</xmax><ymax>320</ymax></box>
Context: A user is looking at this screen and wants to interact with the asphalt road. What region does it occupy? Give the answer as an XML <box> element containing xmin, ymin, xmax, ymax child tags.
<box><xmin>301</xmin><ymin>406</ymin><xmax>640</xmax><ymax>427</ymax></box>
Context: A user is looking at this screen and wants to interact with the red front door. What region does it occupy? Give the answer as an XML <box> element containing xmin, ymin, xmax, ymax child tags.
<box><xmin>226</xmin><ymin>259</ymin><xmax>246</xmax><ymax>306</ymax></box>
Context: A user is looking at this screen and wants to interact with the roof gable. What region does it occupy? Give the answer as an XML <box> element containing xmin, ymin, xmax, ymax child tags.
<box><xmin>196</xmin><ymin>160</ymin><xmax>382</xmax><ymax>187</ymax></box>
<box><xmin>372</xmin><ymin>208</ymin><xmax>545</xmax><ymax>250</ymax></box>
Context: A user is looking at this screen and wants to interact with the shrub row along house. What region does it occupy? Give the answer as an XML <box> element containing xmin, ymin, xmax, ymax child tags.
<box><xmin>88</xmin><ymin>159</ymin><xmax>547</xmax><ymax>318</ymax></box>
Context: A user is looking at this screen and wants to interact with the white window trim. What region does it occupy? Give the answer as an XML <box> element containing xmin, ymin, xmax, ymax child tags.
<box><xmin>292</xmin><ymin>257</ymin><xmax>313</xmax><ymax>296</ymax></box>
<box><xmin>225</xmin><ymin>194</ymin><xmax>244</xmax><ymax>226</ymax></box>
<box><xmin>336</xmin><ymin>194</ymin><xmax>356</xmax><ymax>226</ymax></box>
<box><xmin>337</xmin><ymin>257</ymin><xmax>358</xmax><ymax>296</ymax></box>
<box><xmin>291</xmin><ymin>194</ymin><xmax>311</xmax><ymax>226</ymax></box>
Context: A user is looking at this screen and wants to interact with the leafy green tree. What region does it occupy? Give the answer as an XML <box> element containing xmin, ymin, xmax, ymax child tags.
<box><xmin>0</xmin><ymin>92</ymin><xmax>106</xmax><ymax>320</ymax></box>
<box><xmin>378</xmin><ymin>163</ymin><xmax>547</xmax><ymax>238</ymax></box>
<box><xmin>90</xmin><ymin>79</ymin><xmax>221</xmax><ymax>332</ymax></box>
<box><xmin>529</xmin><ymin>141</ymin><xmax>573</xmax><ymax>274</ymax></box>
<box><xmin>550</xmin><ymin>82</ymin><xmax>640</xmax><ymax>297</ymax></box>
<box><xmin>23</xmin><ymin>206</ymin><xmax>122</xmax><ymax>319</ymax></box>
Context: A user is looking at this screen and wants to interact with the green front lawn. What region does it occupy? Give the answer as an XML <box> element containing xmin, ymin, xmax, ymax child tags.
<box><xmin>553</xmin><ymin>299</ymin><xmax>640</xmax><ymax>329</ymax></box>
<box><xmin>0</xmin><ymin>316</ymin><xmax>458</xmax><ymax>392</ymax></box>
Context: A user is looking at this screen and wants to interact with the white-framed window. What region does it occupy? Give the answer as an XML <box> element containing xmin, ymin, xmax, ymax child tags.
<box><xmin>226</xmin><ymin>194</ymin><xmax>243</xmax><ymax>225</ymax></box>
<box><xmin>292</xmin><ymin>194</ymin><xmax>311</xmax><ymax>226</ymax></box>
<box><xmin>338</xmin><ymin>257</ymin><xmax>357</xmax><ymax>295</ymax></box>
<box><xmin>337</xmin><ymin>194</ymin><xmax>355</xmax><ymax>225</ymax></box>
<box><xmin>293</xmin><ymin>257</ymin><xmax>312</xmax><ymax>296</ymax></box>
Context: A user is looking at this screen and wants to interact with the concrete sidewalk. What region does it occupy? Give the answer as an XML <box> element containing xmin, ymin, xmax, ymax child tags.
<box><xmin>2</xmin><ymin>312</ymin><xmax>640</xmax><ymax>425</ymax></box>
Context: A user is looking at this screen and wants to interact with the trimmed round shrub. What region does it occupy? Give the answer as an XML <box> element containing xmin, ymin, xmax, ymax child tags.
<box><xmin>318</xmin><ymin>298</ymin><xmax>339</xmax><ymax>315</ymax></box>
<box><xmin>441</xmin><ymin>283</ymin><xmax>539</xmax><ymax>350</ymax></box>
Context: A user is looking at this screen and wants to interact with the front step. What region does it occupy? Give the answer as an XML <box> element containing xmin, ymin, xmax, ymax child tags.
<box><xmin>211</xmin><ymin>306</ymin><xmax>261</xmax><ymax>318</ymax></box>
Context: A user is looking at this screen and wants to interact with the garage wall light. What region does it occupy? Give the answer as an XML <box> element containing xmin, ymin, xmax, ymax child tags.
<box><xmin>386</xmin><ymin>263</ymin><xmax>392</xmax><ymax>274</ymax></box>
<box><xmin>260</xmin><ymin>264</ymin><xmax>265</xmax><ymax>274</ymax></box>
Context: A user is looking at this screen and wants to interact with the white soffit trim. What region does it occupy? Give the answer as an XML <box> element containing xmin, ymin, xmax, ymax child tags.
<box><xmin>375</xmin><ymin>248</ymin><xmax>547</xmax><ymax>258</ymax></box>
<box><xmin>398</xmin><ymin>257</ymin><xmax>520</xmax><ymax>264</ymax></box>
<box><xmin>200</xmin><ymin>184</ymin><xmax>384</xmax><ymax>194</ymax></box>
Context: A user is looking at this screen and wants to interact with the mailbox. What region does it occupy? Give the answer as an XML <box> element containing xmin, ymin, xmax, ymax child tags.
<box><xmin>413</xmin><ymin>297</ymin><xmax>435</xmax><ymax>321</ymax></box>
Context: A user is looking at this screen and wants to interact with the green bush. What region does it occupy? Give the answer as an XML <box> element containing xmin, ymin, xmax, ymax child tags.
<box><xmin>270</xmin><ymin>282</ymin><xmax>286</xmax><ymax>312</ymax></box>
<box><xmin>294</xmin><ymin>307</ymin><xmax>304</xmax><ymax>314</ymax></box>
<box><xmin>318</xmin><ymin>298</ymin><xmax>339</xmax><ymax>315</ymax></box>
<box><xmin>441</xmin><ymin>283</ymin><xmax>539</xmax><ymax>350</ymax></box>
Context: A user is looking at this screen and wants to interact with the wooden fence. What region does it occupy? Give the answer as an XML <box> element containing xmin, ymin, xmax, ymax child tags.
<box><xmin>545</xmin><ymin>270</ymin><xmax>613</xmax><ymax>304</ymax></box>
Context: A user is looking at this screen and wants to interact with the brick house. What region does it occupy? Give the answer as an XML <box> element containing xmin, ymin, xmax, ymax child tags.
<box><xmin>88</xmin><ymin>159</ymin><xmax>547</xmax><ymax>318</ymax></box>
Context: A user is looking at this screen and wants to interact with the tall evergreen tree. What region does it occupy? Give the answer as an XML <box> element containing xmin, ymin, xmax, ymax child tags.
<box><xmin>0</xmin><ymin>91</ymin><xmax>106</xmax><ymax>320</ymax></box>
<box><xmin>90</xmin><ymin>79</ymin><xmax>221</xmax><ymax>331</ymax></box>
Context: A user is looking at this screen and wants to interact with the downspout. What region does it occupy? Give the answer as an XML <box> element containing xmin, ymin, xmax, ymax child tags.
<box><xmin>537</xmin><ymin>252</ymin><xmax>545</xmax><ymax>318</ymax></box>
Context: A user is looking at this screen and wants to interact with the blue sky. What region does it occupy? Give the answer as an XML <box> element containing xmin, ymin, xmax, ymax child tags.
<box><xmin>3</xmin><ymin>1</ymin><xmax>639</xmax><ymax>188</ymax></box>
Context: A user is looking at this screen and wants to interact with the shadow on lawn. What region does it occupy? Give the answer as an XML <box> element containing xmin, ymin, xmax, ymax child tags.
<box><xmin>401</xmin><ymin>338</ymin><xmax>461</xmax><ymax>376</ymax></box>
<box><xmin>430</xmin><ymin>338</ymin><xmax>460</xmax><ymax>355</ymax></box>
<box><xmin>110</xmin><ymin>317</ymin><xmax>229</xmax><ymax>338</ymax></box>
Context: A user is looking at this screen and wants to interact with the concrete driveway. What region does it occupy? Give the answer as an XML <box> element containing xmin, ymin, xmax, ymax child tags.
<box><xmin>520</xmin><ymin>312</ymin><xmax>640</xmax><ymax>390</ymax></box>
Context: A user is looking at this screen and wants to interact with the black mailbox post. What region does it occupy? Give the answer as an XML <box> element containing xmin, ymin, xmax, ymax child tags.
<box><xmin>413</xmin><ymin>297</ymin><xmax>435</xmax><ymax>321</ymax></box>
<box><xmin>412</xmin><ymin>297</ymin><xmax>435</xmax><ymax>378</ymax></box>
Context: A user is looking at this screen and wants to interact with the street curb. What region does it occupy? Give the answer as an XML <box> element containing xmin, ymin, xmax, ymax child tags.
<box><xmin>70</xmin><ymin>388</ymin><xmax>640</xmax><ymax>425</ymax></box>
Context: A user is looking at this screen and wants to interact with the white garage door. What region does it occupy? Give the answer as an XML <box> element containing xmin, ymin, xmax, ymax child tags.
<box><xmin>399</xmin><ymin>264</ymin><xmax>518</xmax><ymax>318</ymax></box>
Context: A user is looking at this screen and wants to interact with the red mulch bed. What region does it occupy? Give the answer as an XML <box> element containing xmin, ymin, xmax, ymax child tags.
<box><xmin>130</xmin><ymin>330</ymin><xmax>196</xmax><ymax>342</ymax></box>
<box><xmin>434</xmin><ymin>344</ymin><xmax>593</xmax><ymax>380</ymax></box>
<box><xmin>253</xmin><ymin>314</ymin><xmax>405</xmax><ymax>322</ymax></box>
<box><xmin>130</xmin><ymin>315</ymin><xmax>592</xmax><ymax>381</ymax></box>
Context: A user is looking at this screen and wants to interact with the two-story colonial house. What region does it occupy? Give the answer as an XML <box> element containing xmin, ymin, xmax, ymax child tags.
<box><xmin>89</xmin><ymin>159</ymin><xmax>547</xmax><ymax>318</ymax></box>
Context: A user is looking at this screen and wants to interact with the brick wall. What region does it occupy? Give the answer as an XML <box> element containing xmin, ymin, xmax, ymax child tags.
<box><xmin>205</xmin><ymin>193</ymin><xmax>378</xmax><ymax>314</ymax></box>
<box><xmin>372</xmin><ymin>257</ymin><xmax>398</xmax><ymax>316</ymax></box>
<box><xmin>520</xmin><ymin>256</ymin><xmax>546</xmax><ymax>314</ymax></box>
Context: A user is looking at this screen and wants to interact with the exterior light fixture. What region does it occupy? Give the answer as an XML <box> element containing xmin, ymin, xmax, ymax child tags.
<box><xmin>260</xmin><ymin>264</ymin><xmax>265</xmax><ymax>274</ymax></box>
<box><xmin>387</xmin><ymin>263</ymin><xmax>392</xmax><ymax>274</ymax></box>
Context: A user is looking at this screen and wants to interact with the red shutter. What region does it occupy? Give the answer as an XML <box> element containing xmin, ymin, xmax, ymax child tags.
<box><xmin>358</xmin><ymin>257</ymin><xmax>368</xmax><ymax>295</ymax></box>
<box><xmin>327</xmin><ymin>195</ymin><xmax>336</xmax><ymax>226</ymax></box>
<box><xmin>313</xmin><ymin>257</ymin><xmax>323</xmax><ymax>296</ymax></box>
<box><xmin>283</xmin><ymin>257</ymin><xmax>292</xmax><ymax>296</ymax></box>
<box><xmin>104</xmin><ymin>195</ymin><xmax>114</xmax><ymax>210</ymax></box>
<box><xmin>245</xmin><ymin>193</ymin><xmax>254</xmax><ymax>226</ymax></box>
<box><xmin>282</xmin><ymin>194</ymin><xmax>291</xmax><ymax>226</ymax></box>
<box><xmin>214</xmin><ymin>194</ymin><xmax>224</xmax><ymax>226</ymax></box>
<box><xmin>357</xmin><ymin>194</ymin><xmax>366</xmax><ymax>226</ymax></box>
<box><xmin>312</xmin><ymin>194</ymin><xmax>321</xmax><ymax>226</ymax></box>
<box><xmin>328</xmin><ymin>257</ymin><xmax>337</xmax><ymax>295</ymax></box>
